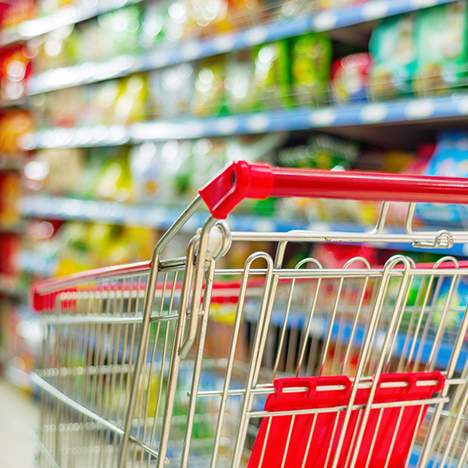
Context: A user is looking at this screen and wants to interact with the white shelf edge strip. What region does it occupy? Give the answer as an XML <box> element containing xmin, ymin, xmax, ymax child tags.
<box><xmin>20</xmin><ymin>93</ymin><xmax>468</xmax><ymax>150</ymax></box>
<box><xmin>20</xmin><ymin>195</ymin><xmax>468</xmax><ymax>257</ymax></box>
<box><xmin>24</xmin><ymin>0</ymin><xmax>455</xmax><ymax>96</ymax></box>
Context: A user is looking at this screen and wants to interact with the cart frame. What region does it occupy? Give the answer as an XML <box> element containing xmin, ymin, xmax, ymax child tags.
<box><xmin>33</xmin><ymin>161</ymin><xmax>468</xmax><ymax>467</ymax></box>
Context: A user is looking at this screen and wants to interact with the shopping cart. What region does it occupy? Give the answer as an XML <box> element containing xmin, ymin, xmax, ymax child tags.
<box><xmin>32</xmin><ymin>161</ymin><xmax>468</xmax><ymax>467</ymax></box>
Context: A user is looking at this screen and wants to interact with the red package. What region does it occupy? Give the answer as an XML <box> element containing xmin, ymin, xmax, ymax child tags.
<box><xmin>0</xmin><ymin>233</ymin><xmax>19</xmax><ymax>276</ymax></box>
<box><xmin>0</xmin><ymin>45</ymin><xmax>32</xmax><ymax>101</ymax></box>
<box><xmin>332</xmin><ymin>53</ymin><xmax>372</xmax><ymax>103</ymax></box>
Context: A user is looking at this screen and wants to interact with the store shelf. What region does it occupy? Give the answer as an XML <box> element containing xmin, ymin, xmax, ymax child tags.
<box><xmin>0</xmin><ymin>0</ymin><xmax>142</xmax><ymax>47</ymax></box>
<box><xmin>21</xmin><ymin>93</ymin><xmax>468</xmax><ymax>150</ymax></box>
<box><xmin>20</xmin><ymin>194</ymin><xmax>309</xmax><ymax>232</ymax></box>
<box><xmin>21</xmin><ymin>124</ymin><xmax>131</xmax><ymax>150</ymax></box>
<box><xmin>247</xmin><ymin>308</ymin><xmax>467</xmax><ymax>373</ymax></box>
<box><xmin>20</xmin><ymin>194</ymin><xmax>468</xmax><ymax>257</ymax></box>
<box><xmin>23</xmin><ymin>0</ymin><xmax>456</xmax><ymax>96</ymax></box>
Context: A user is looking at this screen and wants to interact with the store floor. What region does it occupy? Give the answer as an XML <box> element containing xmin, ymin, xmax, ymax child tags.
<box><xmin>0</xmin><ymin>380</ymin><xmax>38</xmax><ymax>468</ymax></box>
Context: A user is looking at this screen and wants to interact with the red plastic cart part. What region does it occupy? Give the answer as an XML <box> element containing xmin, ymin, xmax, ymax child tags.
<box><xmin>248</xmin><ymin>372</ymin><xmax>445</xmax><ymax>468</ymax></box>
<box><xmin>199</xmin><ymin>161</ymin><xmax>468</xmax><ymax>219</ymax></box>
<box><xmin>31</xmin><ymin>275</ymin><xmax>268</xmax><ymax>312</ymax></box>
<box><xmin>32</xmin><ymin>259</ymin><xmax>468</xmax><ymax>312</ymax></box>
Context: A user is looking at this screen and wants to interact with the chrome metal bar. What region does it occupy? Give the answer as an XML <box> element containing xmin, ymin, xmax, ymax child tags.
<box><xmin>180</xmin><ymin>260</ymin><xmax>216</xmax><ymax>468</ymax></box>
<box><xmin>232</xmin><ymin>253</ymin><xmax>274</xmax><ymax>467</ymax></box>
<box><xmin>117</xmin><ymin>249</ymin><xmax>161</xmax><ymax>467</ymax></box>
<box><xmin>32</xmin><ymin>373</ymin><xmax>124</xmax><ymax>436</ymax></box>
<box><xmin>439</xmin><ymin>387</ymin><xmax>468</xmax><ymax>467</ymax></box>
<box><xmin>247</xmin><ymin>396</ymin><xmax>449</xmax><ymax>418</ymax></box>
<box><xmin>156</xmin><ymin>239</ymin><xmax>197</xmax><ymax>468</ymax></box>
<box><xmin>209</xmin><ymin>252</ymin><xmax>269</xmax><ymax>468</ymax></box>
<box><xmin>230</xmin><ymin>229</ymin><xmax>468</xmax><ymax>244</ymax></box>
<box><xmin>38</xmin><ymin>312</ymin><xmax>178</xmax><ymax>325</ymax></box>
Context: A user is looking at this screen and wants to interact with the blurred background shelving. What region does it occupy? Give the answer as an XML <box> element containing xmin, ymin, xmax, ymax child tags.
<box><xmin>0</xmin><ymin>0</ymin><xmax>467</xmax><ymax>401</ymax></box>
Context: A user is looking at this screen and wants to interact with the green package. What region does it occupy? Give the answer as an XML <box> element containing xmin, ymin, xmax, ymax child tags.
<box><xmin>192</xmin><ymin>58</ymin><xmax>227</xmax><ymax>117</ymax></box>
<box><xmin>369</xmin><ymin>14</ymin><xmax>417</xmax><ymax>99</ymax></box>
<box><xmin>225</xmin><ymin>50</ymin><xmax>257</xmax><ymax>114</ymax></box>
<box><xmin>291</xmin><ymin>33</ymin><xmax>332</xmax><ymax>107</ymax></box>
<box><xmin>254</xmin><ymin>40</ymin><xmax>292</xmax><ymax>110</ymax></box>
<box><xmin>278</xmin><ymin>134</ymin><xmax>358</xmax><ymax>170</ymax></box>
<box><xmin>414</xmin><ymin>2</ymin><xmax>468</xmax><ymax>96</ymax></box>
<box><xmin>96</xmin><ymin>5</ymin><xmax>143</xmax><ymax>58</ymax></box>
<box><xmin>140</xmin><ymin>0</ymin><xmax>170</xmax><ymax>47</ymax></box>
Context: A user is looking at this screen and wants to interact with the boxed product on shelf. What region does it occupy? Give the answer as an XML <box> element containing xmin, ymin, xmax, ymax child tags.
<box><xmin>417</xmin><ymin>131</ymin><xmax>468</xmax><ymax>227</ymax></box>
<box><xmin>0</xmin><ymin>172</ymin><xmax>21</xmax><ymax>227</ymax></box>
<box><xmin>0</xmin><ymin>0</ymin><xmax>35</xmax><ymax>28</ymax></box>
<box><xmin>0</xmin><ymin>233</ymin><xmax>19</xmax><ymax>277</ymax></box>
<box><xmin>89</xmin><ymin>4</ymin><xmax>143</xmax><ymax>60</ymax></box>
<box><xmin>192</xmin><ymin>57</ymin><xmax>227</xmax><ymax>117</ymax></box>
<box><xmin>253</xmin><ymin>40</ymin><xmax>292</xmax><ymax>110</ymax></box>
<box><xmin>28</xmin><ymin>0</ymin><xmax>276</xmax><ymax>73</ymax></box>
<box><xmin>31</xmin><ymin>74</ymin><xmax>149</xmax><ymax>127</ymax></box>
<box><xmin>277</xmin><ymin>134</ymin><xmax>358</xmax><ymax>170</ymax></box>
<box><xmin>331</xmin><ymin>53</ymin><xmax>371</xmax><ymax>103</ymax></box>
<box><xmin>77</xmin><ymin>147</ymin><xmax>119</xmax><ymax>198</ymax></box>
<box><xmin>130</xmin><ymin>140</ymin><xmax>194</xmax><ymax>202</ymax></box>
<box><xmin>277</xmin><ymin>134</ymin><xmax>364</xmax><ymax>223</ymax></box>
<box><xmin>30</xmin><ymin>24</ymin><xmax>78</xmax><ymax>73</ymax></box>
<box><xmin>32</xmin><ymin>4</ymin><xmax>144</xmax><ymax>70</ymax></box>
<box><xmin>111</xmin><ymin>74</ymin><xmax>149</xmax><ymax>124</ymax></box>
<box><xmin>0</xmin><ymin>45</ymin><xmax>31</xmax><ymax>102</ymax></box>
<box><xmin>30</xmin><ymin>87</ymin><xmax>81</xmax><ymax>127</ymax></box>
<box><xmin>92</xmin><ymin>148</ymin><xmax>134</xmax><ymax>202</ymax></box>
<box><xmin>413</xmin><ymin>2</ymin><xmax>468</xmax><ymax>96</ymax></box>
<box><xmin>369</xmin><ymin>13</ymin><xmax>417</xmax><ymax>100</ymax></box>
<box><xmin>24</xmin><ymin>220</ymin><xmax>158</xmax><ymax>276</ymax></box>
<box><xmin>225</xmin><ymin>49</ymin><xmax>257</xmax><ymax>114</ymax></box>
<box><xmin>149</xmin><ymin>63</ymin><xmax>194</xmax><ymax>117</ymax></box>
<box><xmin>291</xmin><ymin>33</ymin><xmax>332</xmax><ymax>106</ymax></box>
<box><xmin>140</xmin><ymin>0</ymin><xmax>171</xmax><ymax>47</ymax></box>
<box><xmin>23</xmin><ymin>148</ymin><xmax>85</xmax><ymax>195</ymax></box>
<box><xmin>0</xmin><ymin>110</ymin><xmax>33</xmax><ymax>154</ymax></box>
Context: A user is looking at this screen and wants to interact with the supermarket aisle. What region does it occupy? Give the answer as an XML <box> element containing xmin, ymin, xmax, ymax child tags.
<box><xmin>0</xmin><ymin>380</ymin><xmax>38</xmax><ymax>468</ymax></box>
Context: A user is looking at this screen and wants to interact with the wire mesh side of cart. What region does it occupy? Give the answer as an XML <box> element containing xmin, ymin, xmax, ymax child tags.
<box><xmin>33</xmin><ymin>249</ymin><xmax>468</xmax><ymax>467</ymax></box>
<box><xmin>32</xmin><ymin>258</ymin><xmax>186</xmax><ymax>468</ymax></box>
<box><xmin>32</xmin><ymin>162</ymin><xmax>468</xmax><ymax>467</ymax></box>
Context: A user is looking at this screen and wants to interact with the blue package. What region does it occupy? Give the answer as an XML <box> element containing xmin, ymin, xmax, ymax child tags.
<box><xmin>417</xmin><ymin>131</ymin><xmax>468</xmax><ymax>228</ymax></box>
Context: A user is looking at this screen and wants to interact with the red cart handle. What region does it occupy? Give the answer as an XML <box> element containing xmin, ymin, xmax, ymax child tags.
<box><xmin>199</xmin><ymin>161</ymin><xmax>468</xmax><ymax>219</ymax></box>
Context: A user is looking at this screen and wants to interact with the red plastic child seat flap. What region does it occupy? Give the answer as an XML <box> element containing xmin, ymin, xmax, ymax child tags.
<box><xmin>248</xmin><ymin>372</ymin><xmax>444</xmax><ymax>468</ymax></box>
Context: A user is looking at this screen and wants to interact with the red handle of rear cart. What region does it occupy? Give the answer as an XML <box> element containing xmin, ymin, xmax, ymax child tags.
<box><xmin>198</xmin><ymin>160</ymin><xmax>468</xmax><ymax>219</ymax></box>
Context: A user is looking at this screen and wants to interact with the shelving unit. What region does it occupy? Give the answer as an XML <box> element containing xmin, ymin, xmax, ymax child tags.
<box><xmin>18</xmin><ymin>0</ymin><xmax>455</xmax><ymax>97</ymax></box>
<box><xmin>1</xmin><ymin>2</ymin><xmax>467</xmax><ymax>463</ymax></box>
<box><xmin>21</xmin><ymin>93</ymin><xmax>468</xmax><ymax>149</ymax></box>
<box><xmin>0</xmin><ymin>0</ymin><xmax>143</xmax><ymax>47</ymax></box>
<box><xmin>1</xmin><ymin>0</ymin><xmax>466</xmax><ymax>318</ymax></box>
<box><xmin>20</xmin><ymin>194</ymin><xmax>468</xmax><ymax>258</ymax></box>
<box><xmin>245</xmin><ymin>306</ymin><xmax>467</xmax><ymax>373</ymax></box>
